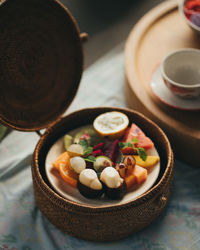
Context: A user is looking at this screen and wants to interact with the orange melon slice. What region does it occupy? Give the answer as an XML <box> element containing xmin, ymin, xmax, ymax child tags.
<box><xmin>132</xmin><ymin>165</ymin><xmax>147</xmax><ymax>184</ymax></box>
<box><xmin>125</xmin><ymin>173</ymin><xmax>136</xmax><ymax>189</ymax></box>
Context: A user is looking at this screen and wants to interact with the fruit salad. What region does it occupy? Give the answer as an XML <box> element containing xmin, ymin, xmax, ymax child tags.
<box><xmin>52</xmin><ymin>111</ymin><xmax>160</xmax><ymax>200</ymax></box>
<box><xmin>184</xmin><ymin>0</ymin><xmax>200</xmax><ymax>27</ymax></box>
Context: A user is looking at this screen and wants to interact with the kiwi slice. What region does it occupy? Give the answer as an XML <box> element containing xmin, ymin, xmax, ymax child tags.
<box><xmin>93</xmin><ymin>156</ymin><xmax>112</xmax><ymax>172</ymax></box>
<box><xmin>64</xmin><ymin>134</ymin><xmax>73</xmax><ymax>150</ymax></box>
<box><xmin>74</xmin><ymin>127</ymin><xmax>101</xmax><ymax>145</ymax></box>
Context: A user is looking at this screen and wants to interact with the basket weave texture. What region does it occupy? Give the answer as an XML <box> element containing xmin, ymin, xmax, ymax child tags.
<box><xmin>0</xmin><ymin>0</ymin><xmax>173</xmax><ymax>242</ymax></box>
<box><xmin>32</xmin><ymin>107</ymin><xmax>174</xmax><ymax>241</ymax></box>
<box><xmin>0</xmin><ymin>0</ymin><xmax>83</xmax><ymax>131</ymax></box>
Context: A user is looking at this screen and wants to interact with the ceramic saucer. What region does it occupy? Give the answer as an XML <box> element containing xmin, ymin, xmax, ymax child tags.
<box><xmin>150</xmin><ymin>65</ymin><xmax>200</xmax><ymax>111</ymax></box>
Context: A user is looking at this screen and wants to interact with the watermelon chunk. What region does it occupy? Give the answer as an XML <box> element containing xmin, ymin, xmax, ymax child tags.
<box><xmin>123</xmin><ymin>123</ymin><xmax>154</xmax><ymax>150</ymax></box>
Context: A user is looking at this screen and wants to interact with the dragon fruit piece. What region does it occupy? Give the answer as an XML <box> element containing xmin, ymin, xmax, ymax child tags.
<box><xmin>104</xmin><ymin>139</ymin><xmax>119</xmax><ymax>163</ymax></box>
<box><xmin>93</xmin><ymin>142</ymin><xmax>104</xmax><ymax>151</ymax></box>
<box><xmin>92</xmin><ymin>149</ymin><xmax>104</xmax><ymax>157</ymax></box>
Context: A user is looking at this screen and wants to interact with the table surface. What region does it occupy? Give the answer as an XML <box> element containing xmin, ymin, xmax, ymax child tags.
<box><xmin>61</xmin><ymin>0</ymin><xmax>164</xmax><ymax>67</ymax></box>
<box><xmin>1</xmin><ymin>0</ymin><xmax>200</xmax><ymax>249</ymax></box>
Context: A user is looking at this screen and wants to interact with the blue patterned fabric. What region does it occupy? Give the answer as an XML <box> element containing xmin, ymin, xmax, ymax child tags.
<box><xmin>0</xmin><ymin>44</ymin><xmax>200</xmax><ymax>250</ymax></box>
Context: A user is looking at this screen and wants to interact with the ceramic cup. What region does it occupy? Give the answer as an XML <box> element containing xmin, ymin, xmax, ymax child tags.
<box><xmin>160</xmin><ymin>48</ymin><xmax>200</xmax><ymax>99</ymax></box>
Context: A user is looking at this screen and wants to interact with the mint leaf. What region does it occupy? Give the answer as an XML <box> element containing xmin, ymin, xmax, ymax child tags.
<box><xmin>119</xmin><ymin>142</ymin><xmax>125</xmax><ymax>148</ymax></box>
<box><xmin>84</xmin><ymin>155</ymin><xmax>96</xmax><ymax>163</ymax></box>
<box><xmin>137</xmin><ymin>147</ymin><xmax>147</xmax><ymax>161</ymax></box>
<box><xmin>78</xmin><ymin>140</ymin><xmax>93</xmax><ymax>156</ymax></box>
<box><xmin>78</xmin><ymin>139</ymin><xmax>89</xmax><ymax>149</ymax></box>
<box><xmin>83</xmin><ymin>146</ymin><xmax>93</xmax><ymax>156</ymax></box>
<box><xmin>119</xmin><ymin>142</ymin><xmax>132</xmax><ymax>148</ymax></box>
<box><xmin>119</xmin><ymin>138</ymin><xmax>139</xmax><ymax>149</ymax></box>
<box><xmin>130</xmin><ymin>138</ymin><xmax>139</xmax><ymax>143</ymax></box>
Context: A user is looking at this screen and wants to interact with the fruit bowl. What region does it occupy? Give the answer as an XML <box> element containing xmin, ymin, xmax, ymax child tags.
<box><xmin>32</xmin><ymin>107</ymin><xmax>173</xmax><ymax>241</ymax></box>
<box><xmin>45</xmin><ymin>125</ymin><xmax>160</xmax><ymax>207</ymax></box>
<box><xmin>179</xmin><ymin>0</ymin><xmax>200</xmax><ymax>33</ymax></box>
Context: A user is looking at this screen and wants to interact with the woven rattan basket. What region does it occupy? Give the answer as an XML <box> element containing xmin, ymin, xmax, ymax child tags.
<box><xmin>0</xmin><ymin>0</ymin><xmax>174</xmax><ymax>242</ymax></box>
<box><xmin>32</xmin><ymin>107</ymin><xmax>173</xmax><ymax>241</ymax></box>
<box><xmin>0</xmin><ymin>0</ymin><xmax>87</xmax><ymax>131</ymax></box>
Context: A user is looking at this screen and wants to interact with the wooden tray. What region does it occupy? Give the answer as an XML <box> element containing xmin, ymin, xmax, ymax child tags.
<box><xmin>125</xmin><ymin>0</ymin><xmax>200</xmax><ymax>167</ymax></box>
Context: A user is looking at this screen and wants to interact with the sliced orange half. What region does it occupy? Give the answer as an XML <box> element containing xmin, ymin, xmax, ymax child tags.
<box><xmin>52</xmin><ymin>152</ymin><xmax>70</xmax><ymax>171</ymax></box>
<box><xmin>59</xmin><ymin>162</ymin><xmax>78</xmax><ymax>188</ymax></box>
<box><xmin>93</xmin><ymin>111</ymin><xmax>129</xmax><ymax>139</ymax></box>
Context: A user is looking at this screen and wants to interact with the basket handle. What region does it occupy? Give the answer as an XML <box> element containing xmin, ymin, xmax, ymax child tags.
<box><xmin>157</xmin><ymin>195</ymin><xmax>167</xmax><ymax>207</ymax></box>
<box><xmin>0</xmin><ymin>0</ymin><xmax>6</xmax><ymax>5</ymax></box>
<box><xmin>35</xmin><ymin>116</ymin><xmax>62</xmax><ymax>138</ymax></box>
<box><xmin>153</xmin><ymin>193</ymin><xmax>168</xmax><ymax>210</ymax></box>
<box><xmin>36</xmin><ymin>130</ymin><xmax>42</xmax><ymax>137</ymax></box>
<box><xmin>80</xmin><ymin>32</ymin><xmax>88</xmax><ymax>43</ymax></box>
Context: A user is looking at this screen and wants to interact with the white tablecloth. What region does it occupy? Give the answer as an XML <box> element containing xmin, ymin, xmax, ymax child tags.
<box><xmin>0</xmin><ymin>44</ymin><xmax>200</xmax><ymax>250</ymax></box>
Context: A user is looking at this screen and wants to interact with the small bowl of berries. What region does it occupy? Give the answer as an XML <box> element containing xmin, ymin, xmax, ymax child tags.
<box><xmin>179</xmin><ymin>0</ymin><xmax>200</xmax><ymax>33</ymax></box>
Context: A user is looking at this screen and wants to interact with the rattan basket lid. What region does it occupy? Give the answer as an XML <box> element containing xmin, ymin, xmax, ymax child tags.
<box><xmin>0</xmin><ymin>0</ymin><xmax>84</xmax><ymax>131</ymax></box>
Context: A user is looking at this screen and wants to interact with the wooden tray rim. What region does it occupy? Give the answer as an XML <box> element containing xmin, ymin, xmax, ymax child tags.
<box><xmin>125</xmin><ymin>0</ymin><xmax>200</xmax><ymax>140</ymax></box>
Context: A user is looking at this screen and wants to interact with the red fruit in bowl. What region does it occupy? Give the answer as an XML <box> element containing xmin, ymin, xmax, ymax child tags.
<box><xmin>104</xmin><ymin>139</ymin><xmax>119</xmax><ymax>162</ymax></box>
<box><xmin>123</xmin><ymin>123</ymin><xmax>154</xmax><ymax>150</ymax></box>
<box><xmin>121</xmin><ymin>147</ymin><xmax>137</xmax><ymax>155</ymax></box>
<box><xmin>92</xmin><ymin>149</ymin><xmax>104</xmax><ymax>157</ymax></box>
<box><xmin>123</xmin><ymin>155</ymin><xmax>136</xmax><ymax>174</ymax></box>
<box><xmin>185</xmin><ymin>0</ymin><xmax>200</xmax><ymax>11</ymax></box>
<box><xmin>93</xmin><ymin>142</ymin><xmax>104</xmax><ymax>151</ymax></box>
<box><xmin>115</xmin><ymin>163</ymin><xmax>127</xmax><ymax>178</ymax></box>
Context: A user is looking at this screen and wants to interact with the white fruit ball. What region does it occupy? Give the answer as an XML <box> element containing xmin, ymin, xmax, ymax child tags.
<box><xmin>70</xmin><ymin>156</ymin><xmax>86</xmax><ymax>174</ymax></box>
